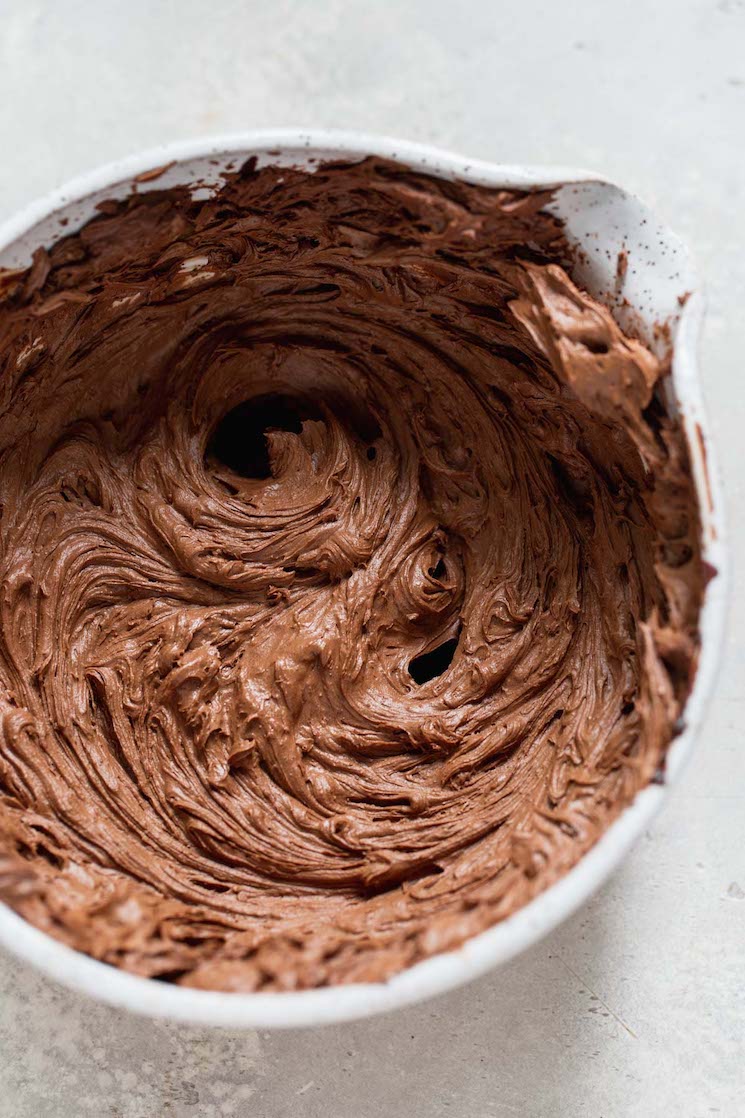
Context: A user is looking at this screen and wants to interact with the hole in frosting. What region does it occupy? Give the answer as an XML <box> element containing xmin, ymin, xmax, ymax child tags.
<box><xmin>549</xmin><ymin>455</ymin><xmax>593</xmax><ymax>517</ymax></box>
<box><xmin>580</xmin><ymin>336</ymin><xmax>610</xmax><ymax>355</ymax></box>
<box><xmin>207</xmin><ymin>394</ymin><xmax>319</xmax><ymax>480</ymax></box>
<box><xmin>153</xmin><ymin>970</ymin><xmax>189</xmax><ymax>984</ymax></box>
<box><xmin>408</xmin><ymin>630</ymin><xmax>461</xmax><ymax>685</ymax></box>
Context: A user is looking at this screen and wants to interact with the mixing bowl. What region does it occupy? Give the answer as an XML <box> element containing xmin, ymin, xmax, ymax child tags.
<box><xmin>0</xmin><ymin>131</ymin><xmax>726</xmax><ymax>1028</ymax></box>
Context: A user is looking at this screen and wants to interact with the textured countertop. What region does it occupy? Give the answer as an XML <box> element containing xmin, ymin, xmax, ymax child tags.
<box><xmin>0</xmin><ymin>1</ymin><xmax>742</xmax><ymax>1115</ymax></box>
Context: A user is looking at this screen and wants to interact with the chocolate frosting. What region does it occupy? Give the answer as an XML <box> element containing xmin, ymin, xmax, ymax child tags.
<box><xmin>0</xmin><ymin>158</ymin><xmax>702</xmax><ymax>990</ymax></box>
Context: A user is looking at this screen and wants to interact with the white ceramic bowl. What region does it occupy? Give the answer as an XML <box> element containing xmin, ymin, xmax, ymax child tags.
<box><xmin>0</xmin><ymin>131</ymin><xmax>727</xmax><ymax>1029</ymax></box>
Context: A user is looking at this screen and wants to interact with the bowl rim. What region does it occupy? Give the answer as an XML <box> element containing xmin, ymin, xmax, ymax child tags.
<box><xmin>0</xmin><ymin>129</ymin><xmax>728</xmax><ymax>1029</ymax></box>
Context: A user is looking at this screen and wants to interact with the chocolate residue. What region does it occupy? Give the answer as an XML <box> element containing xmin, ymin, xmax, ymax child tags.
<box><xmin>0</xmin><ymin>158</ymin><xmax>703</xmax><ymax>990</ymax></box>
<box><xmin>133</xmin><ymin>161</ymin><xmax>177</xmax><ymax>184</ymax></box>
<box><xmin>614</xmin><ymin>247</ymin><xmax>628</xmax><ymax>297</ymax></box>
<box><xmin>695</xmin><ymin>421</ymin><xmax>715</xmax><ymax>516</ymax></box>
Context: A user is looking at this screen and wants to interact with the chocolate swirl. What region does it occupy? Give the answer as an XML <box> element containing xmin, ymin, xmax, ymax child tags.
<box><xmin>0</xmin><ymin>159</ymin><xmax>702</xmax><ymax>989</ymax></box>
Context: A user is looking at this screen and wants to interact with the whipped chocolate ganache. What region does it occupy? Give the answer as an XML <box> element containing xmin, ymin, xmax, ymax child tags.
<box><xmin>0</xmin><ymin>158</ymin><xmax>703</xmax><ymax>990</ymax></box>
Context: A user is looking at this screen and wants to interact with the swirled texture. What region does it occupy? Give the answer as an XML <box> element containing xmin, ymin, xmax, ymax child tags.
<box><xmin>0</xmin><ymin>159</ymin><xmax>702</xmax><ymax>990</ymax></box>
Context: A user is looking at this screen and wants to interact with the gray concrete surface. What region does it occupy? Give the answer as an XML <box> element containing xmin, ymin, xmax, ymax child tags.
<box><xmin>0</xmin><ymin>1</ymin><xmax>743</xmax><ymax>1115</ymax></box>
